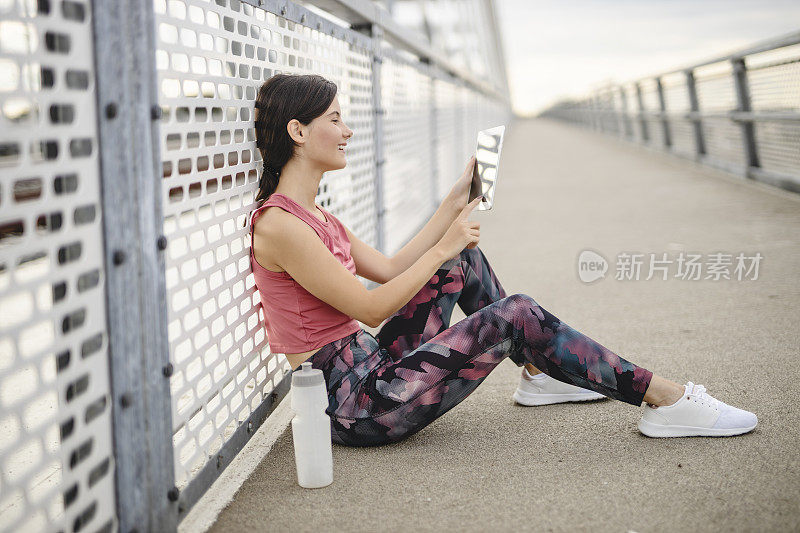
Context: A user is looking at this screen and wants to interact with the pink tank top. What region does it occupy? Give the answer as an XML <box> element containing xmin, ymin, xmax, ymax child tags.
<box><xmin>248</xmin><ymin>193</ymin><xmax>362</xmax><ymax>353</ymax></box>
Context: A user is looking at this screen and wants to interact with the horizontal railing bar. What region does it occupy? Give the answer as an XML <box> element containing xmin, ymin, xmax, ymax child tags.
<box><xmin>747</xmin><ymin>167</ymin><xmax>800</xmax><ymax>193</ymax></box>
<box><xmin>296</xmin><ymin>0</ymin><xmax>509</xmax><ymax>103</ymax></box>
<box><xmin>239</xmin><ymin>0</ymin><xmax>374</xmax><ymax>49</ymax></box>
<box><xmin>551</xmin><ymin>109</ymin><xmax>800</xmax><ymax>123</ymax></box>
<box><xmin>625</xmin><ymin>29</ymin><xmax>800</xmax><ymax>83</ymax></box>
<box><xmin>727</xmin><ymin>111</ymin><xmax>800</xmax><ymax>122</ymax></box>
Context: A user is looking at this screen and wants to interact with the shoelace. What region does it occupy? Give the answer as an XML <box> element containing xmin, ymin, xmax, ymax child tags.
<box><xmin>685</xmin><ymin>381</ymin><xmax>720</xmax><ymax>410</ymax></box>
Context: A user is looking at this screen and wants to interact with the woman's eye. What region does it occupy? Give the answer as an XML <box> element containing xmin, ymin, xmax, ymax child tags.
<box><xmin>332</xmin><ymin>119</ymin><xmax>339</xmax><ymax>123</ymax></box>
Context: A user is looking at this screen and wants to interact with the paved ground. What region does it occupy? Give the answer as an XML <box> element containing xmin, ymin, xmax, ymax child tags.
<box><xmin>209</xmin><ymin>118</ymin><xmax>800</xmax><ymax>532</ymax></box>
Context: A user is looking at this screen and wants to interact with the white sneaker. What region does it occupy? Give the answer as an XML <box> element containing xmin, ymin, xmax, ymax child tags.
<box><xmin>512</xmin><ymin>367</ymin><xmax>607</xmax><ymax>406</ymax></box>
<box><xmin>638</xmin><ymin>381</ymin><xmax>758</xmax><ymax>437</ymax></box>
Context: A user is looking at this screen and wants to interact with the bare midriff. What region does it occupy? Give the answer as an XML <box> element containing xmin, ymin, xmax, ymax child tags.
<box><xmin>286</xmin><ymin>350</ymin><xmax>321</xmax><ymax>371</ymax></box>
<box><xmin>254</xmin><ymin>203</ymin><xmax>330</xmax><ymax>372</ymax></box>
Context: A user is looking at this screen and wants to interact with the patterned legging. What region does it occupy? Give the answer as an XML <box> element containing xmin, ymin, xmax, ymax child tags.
<box><xmin>307</xmin><ymin>246</ymin><xmax>653</xmax><ymax>447</ymax></box>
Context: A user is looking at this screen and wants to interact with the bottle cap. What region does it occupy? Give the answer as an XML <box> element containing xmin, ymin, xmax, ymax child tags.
<box><xmin>291</xmin><ymin>361</ymin><xmax>325</xmax><ymax>388</ymax></box>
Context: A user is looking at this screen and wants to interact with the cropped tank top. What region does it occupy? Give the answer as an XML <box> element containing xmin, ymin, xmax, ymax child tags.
<box><xmin>248</xmin><ymin>193</ymin><xmax>362</xmax><ymax>353</ymax></box>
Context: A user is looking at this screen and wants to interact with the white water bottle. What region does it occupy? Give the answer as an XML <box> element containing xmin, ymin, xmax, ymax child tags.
<box><xmin>290</xmin><ymin>362</ymin><xmax>333</xmax><ymax>488</ymax></box>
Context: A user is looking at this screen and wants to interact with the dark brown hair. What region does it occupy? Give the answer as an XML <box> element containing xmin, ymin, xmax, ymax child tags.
<box><xmin>253</xmin><ymin>74</ymin><xmax>338</xmax><ymax>203</ymax></box>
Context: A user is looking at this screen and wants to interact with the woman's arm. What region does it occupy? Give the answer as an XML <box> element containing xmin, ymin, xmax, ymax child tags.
<box><xmin>369</xmin><ymin>246</ymin><xmax>449</xmax><ymax>326</ymax></box>
<box><xmin>263</xmin><ymin>211</ymin><xmax>448</xmax><ymax>328</ymax></box>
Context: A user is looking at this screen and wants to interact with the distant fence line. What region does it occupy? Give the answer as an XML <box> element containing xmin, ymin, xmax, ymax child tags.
<box><xmin>0</xmin><ymin>0</ymin><xmax>511</xmax><ymax>531</ymax></box>
<box><xmin>539</xmin><ymin>31</ymin><xmax>800</xmax><ymax>193</ymax></box>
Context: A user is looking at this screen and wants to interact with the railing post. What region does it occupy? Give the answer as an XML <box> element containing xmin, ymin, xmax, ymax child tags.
<box><xmin>619</xmin><ymin>86</ymin><xmax>633</xmax><ymax>139</ymax></box>
<box><xmin>610</xmin><ymin>88</ymin><xmax>619</xmax><ymax>136</ymax></box>
<box><xmin>619</xmin><ymin>87</ymin><xmax>633</xmax><ymax>139</ymax></box>
<box><xmin>606</xmin><ymin>90</ymin><xmax>613</xmax><ymax>133</ymax></box>
<box><xmin>732</xmin><ymin>57</ymin><xmax>760</xmax><ymax>171</ymax></box>
<box><xmin>592</xmin><ymin>94</ymin><xmax>601</xmax><ymax>132</ymax></box>
<box><xmin>635</xmin><ymin>82</ymin><xmax>649</xmax><ymax>142</ymax></box>
<box><xmin>656</xmin><ymin>77</ymin><xmax>671</xmax><ymax>149</ymax></box>
<box><xmin>602</xmin><ymin>90</ymin><xmax>609</xmax><ymax>133</ymax></box>
<box><xmin>91</xmin><ymin>1</ymin><xmax>177</xmax><ymax>531</ymax></box>
<box><xmin>368</xmin><ymin>24</ymin><xmax>387</xmax><ymax>253</ymax></box>
<box><xmin>425</xmin><ymin>62</ymin><xmax>439</xmax><ymax>211</ymax></box>
<box><xmin>685</xmin><ymin>69</ymin><xmax>706</xmax><ymax>158</ymax></box>
<box><xmin>614</xmin><ymin>86</ymin><xmax>624</xmax><ymax>138</ymax></box>
<box><xmin>584</xmin><ymin>97</ymin><xmax>592</xmax><ymax>130</ymax></box>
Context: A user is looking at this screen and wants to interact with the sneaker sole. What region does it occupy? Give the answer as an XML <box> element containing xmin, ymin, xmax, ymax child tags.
<box><xmin>513</xmin><ymin>388</ymin><xmax>607</xmax><ymax>406</ymax></box>
<box><xmin>637</xmin><ymin>417</ymin><xmax>757</xmax><ymax>437</ymax></box>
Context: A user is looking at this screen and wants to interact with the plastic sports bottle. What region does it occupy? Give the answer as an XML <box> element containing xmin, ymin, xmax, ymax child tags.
<box><xmin>290</xmin><ymin>362</ymin><xmax>333</xmax><ymax>488</ymax></box>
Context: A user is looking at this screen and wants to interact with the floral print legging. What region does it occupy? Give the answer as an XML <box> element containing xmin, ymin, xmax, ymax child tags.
<box><xmin>306</xmin><ymin>246</ymin><xmax>654</xmax><ymax>447</ymax></box>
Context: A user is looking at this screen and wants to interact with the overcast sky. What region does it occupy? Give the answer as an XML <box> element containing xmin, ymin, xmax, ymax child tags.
<box><xmin>494</xmin><ymin>0</ymin><xmax>800</xmax><ymax>116</ymax></box>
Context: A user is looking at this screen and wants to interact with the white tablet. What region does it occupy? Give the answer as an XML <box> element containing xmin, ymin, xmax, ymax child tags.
<box><xmin>468</xmin><ymin>125</ymin><xmax>505</xmax><ymax>211</ymax></box>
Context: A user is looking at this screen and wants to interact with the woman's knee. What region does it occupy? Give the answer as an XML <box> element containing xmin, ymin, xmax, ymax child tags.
<box><xmin>458</xmin><ymin>244</ymin><xmax>485</xmax><ymax>265</ymax></box>
<box><xmin>504</xmin><ymin>292</ymin><xmax>538</xmax><ymax>308</ymax></box>
<box><xmin>438</xmin><ymin>246</ymin><xmax>482</xmax><ymax>272</ymax></box>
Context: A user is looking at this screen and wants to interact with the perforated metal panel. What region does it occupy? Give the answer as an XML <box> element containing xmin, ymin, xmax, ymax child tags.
<box><xmin>380</xmin><ymin>47</ymin><xmax>436</xmax><ymax>255</ymax></box>
<box><xmin>747</xmin><ymin>43</ymin><xmax>800</xmax><ymax>175</ymax></box>
<box><xmin>639</xmin><ymin>79</ymin><xmax>665</xmax><ymax>148</ymax></box>
<box><xmin>597</xmin><ymin>87</ymin><xmax>619</xmax><ymax>135</ymax></box>
<box><xmin>1</xmin><ymin>0</ymin><xmax>511</xmax><ymax>526</ymax></box>
<box><xmin>611</xmin><ymin>88</ymin><xmax>628</xmax><ymax>138</ymax></box>
<box><xmin>694</xmin><ymin>61</ymin><xmax>746</xmax><ymax>169</ymax></box>
<box><xmin>619</xmin><ymin>85</ymin><xmax>639</xmax><ymax>141</ymax></box>
<box><xmin>0</xmin><ymin>1</ymin><xmax>116</xmax><ymax>531</ymax></box>
<box><xmin>460</xmin><ymin>85</ymin><xmax>477</xmax><ymax>152</ymax></box>
<box><xmin>429</xmin><ymin>81</ymin><xmax>511</xmax><ymax>216</ymax></box>
<box><xmin>434</xmin><ymin>77</ymin><xmax>462</xmax><ymax>206</ymax></box>
<box><xmin>153</xmin><ymin>0</ymin><xmax>378</xmax><ymax>489</ymax></box>
<box><xmin>323</xmin><ymin>42</ymin><xmax>379</xmax><ymax>251</ymax></box>
<box><xmin>661</xmin><ymin>71</ymin><xmax>695</xmax><ymax>156</ymax></box>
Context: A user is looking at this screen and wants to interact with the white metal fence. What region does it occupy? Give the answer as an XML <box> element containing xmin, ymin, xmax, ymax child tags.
<box><xmin>540</xmin><ymin>31</ymin><xmax>800</xmax><ymax>194</ymax></box>
<box><xmin>1</xmin><ymin>0</ymin><xmax>511</xmax><ymax>530</ymax></box>
<box><xmin>0</xmin><ymin>1</ymin><xmax>117</xmax><ymax>531</ymax></box>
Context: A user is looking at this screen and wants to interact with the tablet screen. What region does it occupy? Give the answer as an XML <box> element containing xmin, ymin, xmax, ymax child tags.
<box><xmin>469</xmin><ymin>125</ymin><xmax>505</xmax><ymax>211</ymax></box>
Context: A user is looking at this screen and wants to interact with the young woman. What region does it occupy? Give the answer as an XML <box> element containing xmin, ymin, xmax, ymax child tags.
<box><xmin>249</xmin><ymin>73</ymin><xmax>758</xmax><ymax>447</ymax></box>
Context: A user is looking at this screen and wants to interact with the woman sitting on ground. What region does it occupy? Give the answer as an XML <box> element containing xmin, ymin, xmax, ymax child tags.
<box><xmin>248</xmin><ymin>73</ymin><xmax>758</xmax><ymax>447</ymax></box>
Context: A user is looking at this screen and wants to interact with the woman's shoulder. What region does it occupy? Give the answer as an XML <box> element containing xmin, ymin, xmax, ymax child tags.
<box><xmin>251</xmin><ymin>204</ymin><xmax>296</xmax><ymax>273</ymax></box>
<box><xmin>253</xmin><ymin>202</ymin><xmax>327</xmax><ymax>244</ymax></box>
<box><xmin>252</xmin><ymin>203</ymin><xmax>296</xmax><ymax>240</ymax></box>
<box><xmin>253</xmin><ymin>197</ymin><xmax>332</xmax><ymax>247</ymax></box>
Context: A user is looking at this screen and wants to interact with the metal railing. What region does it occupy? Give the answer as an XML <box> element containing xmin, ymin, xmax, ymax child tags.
<box><xmin>0</xmin><ymin>0</ymin><xmax>511</xmax><ymax>530</ymax></box>
<box><xmin>539</xmin><ymin>31</ymin><xmax>800</xmax><ymax>193</ymax></box>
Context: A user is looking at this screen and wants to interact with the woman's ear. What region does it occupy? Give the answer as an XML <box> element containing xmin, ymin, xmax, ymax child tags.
<box><xmin>287</xmin><ymin>119</ymin><xmax>305</xmax><ymax>144</ymax></box>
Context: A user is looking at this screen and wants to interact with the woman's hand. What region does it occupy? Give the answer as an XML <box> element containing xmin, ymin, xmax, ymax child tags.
<box><xmin>444</xmin><ymin>154</ymin><xmax>477</xmax><ymax>211</ymax></box>
<box><xmin>435</xmin><ymin>196</ymin><xmax>483</xmax><ymax>261</ymax></box>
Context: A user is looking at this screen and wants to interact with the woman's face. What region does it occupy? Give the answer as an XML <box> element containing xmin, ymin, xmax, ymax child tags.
<box><xmin>304</xmin><ymin>95</ymin><xmax>353</xmax><ymax>172</ymax></box>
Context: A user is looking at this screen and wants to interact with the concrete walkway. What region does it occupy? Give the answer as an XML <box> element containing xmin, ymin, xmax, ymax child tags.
<box><xmin>208</xmin><ymin>118</ymin><xmax>800</xmax><ymax>532</ymax></box>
